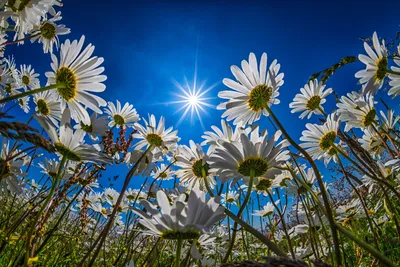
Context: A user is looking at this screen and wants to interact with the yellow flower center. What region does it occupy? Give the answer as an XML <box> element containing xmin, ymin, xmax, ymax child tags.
<box><xmin>362</xmin><ymin>109</ymin><xmax>376</xmax><ymax>127</ymax></box>
<box><xmin>305</xmin><ymin>95</ymin><xmax>321</xmax><ymax>111</ymax></box>
<box><xmin>248</xmin><ymin>84</ymin><xmax>273</xmax><ymax>112</ymax></box>
<box><xmin>319</xmin><ymin>131</ymin><xmax>337</xmax><ymax>151</ymax></box>
<box><xmin>21</xmin><ymin>75</ymin><xmax>30</xmax><ymax>85</ymax></box>
<box><xmin>36</xmin><ymin>99</ymin><xmax>50</xmax><ymax>116</ymax></box>
<box><xmin>55</xmin><ymin>67</ymin><xmax>77</xmax><ymax>101</ymax></box>
<box><xmin>374</xmin><ymin>57</ymin><xmax>388</xmax><ymax>82</ymax></box>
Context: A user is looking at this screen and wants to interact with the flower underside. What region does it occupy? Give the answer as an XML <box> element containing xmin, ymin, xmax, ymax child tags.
<box><xmin>146</xmin><ymin>133</ymin><xmax>163</xmax><ymax>147</ymax></box>
<box><xmin>0</xmin><ymin>158</ymin><xmax>11</xmax><ymax>177</ymax></box>
<box><xmin>362</xmin><ymin>109</ymin><xmax>376</xmax><ymax>127</ymax></box>
<box><xmin>113</xmin><ymin>114</ymin><xmax>125</xmax><ymax>126</ymax></box>
<box><xmin>237</xmin><ymin>157</ymin><xmax>269</xmax><ymax>177</ymax></box>
<box><xmin>54</xmin><ymin>142</ymin><xmax>81</xmax><ymax>162</ymax></box>
<box><xmin>21</xmin><ymin>75</ymin><xmax>30</xmax><ymax>85</ymax></box>
<box><xmin>255</xmin><ymin>178</ymin><xmax>272</xmax><ymax>191</ymax></box>
<box><xmin>192</xmin><ymin>159</ymin><xmax>209</xmax><ymax>178</ymax></box>
<box><xmin>248</xmin><ymin>84</ymin><xmax>273</xmax><ymax>112</ymax></box>
<box><xmin>375</xmin><ymin>57</ymin><xmax>388</xmax><ymax>82</ymax></box>
<box><xmin>319</xmin><ymin>131</ymin><xmax>337</xmax><ymax>151</ymax></box>
<box><xmin>55</xmin><ymin>67</ymin><xmax>77</xmax><ymax>101</ymax></box>
<box><xmin>161</xmin><ymin>229</ymin><xmax>201</xmax><ymax>240</ymax></box>
<box><xmin>306</xmin><ymin>95</ymin><xmax>321</xmax><ymax>111</ymax></box>
<box><xmin>40</xmin><ymin>22</ymin><xmax>57</xmax><ymax>40</ymax></box>
<box><xmin>80</xmin><ymin>122</ymin><xmax>93</xmax><ymax>133</ymax></box>
<box><xmin>36</xmin><ymin>99</ymin><xmax>50</xmax><ymax>115</ymax></box>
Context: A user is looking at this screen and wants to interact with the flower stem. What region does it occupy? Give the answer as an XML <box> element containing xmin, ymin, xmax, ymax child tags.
<box><xmin>175</xmin><ymin>239</ymin><xmax>183</xmax><ymax>267</ymax></box>
<box><xmin>335</xmin><ymin>223</ymin><xmax>395</xmax><ymax>267</ymax></box>
<box><xmin>222</xmin><ymin>169</ymin><xmax>255</xmax><ymax>263</ymax></box>
<box><xmin>0</xmin><ymin>83</ymin><xmax>65</xmax><ymax>104</ymax></box>
<box><xmin>24</xmin><ymin>156</ymin><xmax>67</xmax><ymax>266</ymax></box>
<box><xmin>0</xmin><ymin>33</ymin><xmax>40</xmax><ymax>46</ymax></box>
<box><xmin>265</xmin><ymin>105</ymin><xmax>342</xmax><ymax>266</ymax></box>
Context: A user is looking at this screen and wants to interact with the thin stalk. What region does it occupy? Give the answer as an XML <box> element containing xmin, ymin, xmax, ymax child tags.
<box><xmin>0</xmin><ymin>83</ymin><xmax>65</xmax><ymax>104</ymax></box>
<box><xmin>175</xmin><ymin>239</ymin><xmax>182</xmax><ymax>267</ymax></box>
<box><xmin>265</xmin><ymin>105</ymin><xmax>341</xmax><ymax>266</ymax></box>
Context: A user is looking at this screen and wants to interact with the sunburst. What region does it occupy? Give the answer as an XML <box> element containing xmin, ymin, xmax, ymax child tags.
<box><xmin>169</xmin><ymin>76</ymin><xmax>216</xmax><ymax>128</ymax></box>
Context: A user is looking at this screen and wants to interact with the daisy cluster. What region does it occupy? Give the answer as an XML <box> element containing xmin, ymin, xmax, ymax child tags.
<box><xmin>0</xmin><ymin>2</ymin><xmax>400</xmax><ymax>266</ymax></box>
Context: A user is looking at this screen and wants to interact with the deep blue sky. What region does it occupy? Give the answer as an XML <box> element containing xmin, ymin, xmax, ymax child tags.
<box><xmin>9</xmin><ymin>0</ymin><xmax>400</xmax><ymax>190</ymax></box>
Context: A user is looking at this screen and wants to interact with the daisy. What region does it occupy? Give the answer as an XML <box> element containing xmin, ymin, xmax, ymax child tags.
<box><xmin>6</xmin><ymin>0</ymin><xmax>62</xmax><ymax>42</ymax></box>
<box><xmin>33</xmin><ymin>90</ymin><xmax>61</xmax><ymax>126</ymax></box>
<box><xmin>38</xmin><ymin>158</ymin><xmax>73</xmax><ymax>179</ymax></box>
<box><xmin>210</xmin><ymin>128</ymin><xmax>290</xmax><ymax>186</ymax></box>
<box><xmin>388</xmin><ymin>44</ymin><xmax>400</xmax><ymax>97</ymax></box>
<box><xmin>34</xmin><ymin>108</ymin><xmax>112</xmax><ymax>164</ymax></box>
<box><xmin>175</xmin><ymin>140</ymin><xmax>216</xmax><ymax>190</ymax></box>
<box><xmin>274</xmin><ymin>169</ymin><xmax>294</xmax><ymax>187</ymax></box>
<box><xmin>380</xmin><ymin>109</ymin><xmax>399</xmax><ymax>134</ymax></box>
<box><xmin>104</xmin><ymin>100</ymin><xmax>140</xmax><ymax>128</ymax></box>
<box><xmin>45</xmin><ymin>35</ymin><xmax>107</xmax><ymax>125</ymax></box>
<box><xmin>355</xmin><ymin>32</ymin><xmax>388</xmax><ymax>94</ymax></box>
<box><xmin>359</xmin><ymin>130</ymin><xmax>384</xmax><ymax>158</ymax></box>
<box><xmin>18</xmin><ymin>64</ymin><xmax>40</xmax><ymax>90</ymax></box>
<box><xmin>18</xmin><ymin>95</ymin><xmax>30</xmax><ymax>113</ymax></box>
<box><xmin>125</xmin><ymin>149</ymin><xmax>157</xmax><ymax>176</ymax></box>
<box><xmin>300</xmin><ymin>114</ymin><xmax>340</xmax><ymax>164</ymax></box>
<box><xmin>0</xmin><ymin>138</ymin><xmax>27</xmax><ymax>194</ymax></box>
<box><xmin>74</xmin><ymin>112</ymin><xmax>108</xmax><ymax>141</ymax></box>
<box><xmin>221</xmin><ymin>190</ymin><xmax>239</xmax><ymax>206</ymax></box>
<box><xmin>289</xmin><ymin>79</ymin><xmax>332</xmax><ymax>119</ymax></box>
<box><xmin>30</xmin><ymin>12</ymin><xmax>70</xmax><ymax>54</ymax></box>
<box><xmin>132</xmin><ymin>188</ymin><xmax>225</xmax><ymax>240</ymax></box>
<box><xmin>133</xmin><ymin>114</ymin><xmax>179</xmax><ymax>152</ymax></box>
<box><xmin>201</xmin><ymin>119</ymin><xmax>250</xmax><ymax>154</ymax></box>
<box><xmin>151</xmin><ymin>163</ymin><xmax>174</xmax><ymax>181</ymax></box>
<box><xmin>336</xmin><ymin>91</ymin><xmax>377</xmax><ymax>132</ymax></box>
<box><xmin>217</xmin><ymin>52</ymin><xmax>284</xmax><ymax>126</ymax></box>
<box><xmin>253</xmin><ymin>202</ymin><xmax>276</xmax><ymax>217</ymax></box>
<box><xmin>0</xmin><ymin>31</ymin><xmax>7</xmax><ymax>57</ymax></box>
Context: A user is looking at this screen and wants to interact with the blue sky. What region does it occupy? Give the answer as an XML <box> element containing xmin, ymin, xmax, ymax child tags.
<box><xmin>8</xmin><ymin>0</ymin><xmax>400</xmax><ymax>191</ymax></box>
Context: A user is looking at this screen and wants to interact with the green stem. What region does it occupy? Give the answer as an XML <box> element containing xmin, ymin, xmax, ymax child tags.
<box><xmin>222</xmin><ymin>169</ymin><xmax>255</xmax><ymax>263</ymax></box>
<box><xmin>336</xmin><ymin>223</ymin><xmax>395</xmax><ymax>267</ymax></box>
<box><xmin>0</xmin><ymin>83</ymin><xmax>64</xmax><ymax>104</ymax></box>
<box><xmin>24</xmin><ymin>156</ymin><xmax>66</xmax><ymax>266</ymax></box>
<box><xmin>265</xmin><ymin>105</ymin><xmax>342</xmax><ymax>266</ymax></box>
<box><xmin>175</xmin><ymin>239</ymin><xmax>182</xmax><ymax>267</ymax></box>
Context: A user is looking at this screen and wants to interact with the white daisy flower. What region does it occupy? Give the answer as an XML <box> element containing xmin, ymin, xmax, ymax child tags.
<box><xmin>17</xmin><ymin>95</ymin><xmax>30</xmax><ymax>113</ymax></box>
<box><xmin>132</xmin><ymin>188</ymin><xmax>225</xmax><ymax>239</ymax></box>
<box><xmin>201</xmin><ymin>119</ymin><xmax>250</xmax><ymax>154</ymax></box>
<box><xmin>289</xmin><ymin>79</ymin><xmax>332</xmax><ymax>119</ymax></box>
<box><xmin>104</xmin><ymin>100</ymin><xmax>140</xmax><ymax>128</ymax></box>
<box><xmin>380</xmin><ymin>109</ymin><xmax>399</xmax><ymax>133</ymax></box>
<box><xmin>175</xmin><ymin>140</ymin><xmax>216</xmax><ymax>190</ymax></box>
<box><xmin>336</xmin><ymin>91</ymin><xmax>377</xmax><ymax>132</ymax></box>
<box><xmin>210</xmin><ymin>128</ymin><xmax>290</xmax><ymax>186</ymax></box>
<box><xmin>18</xmin><ymin>64</ymin><xmax>40</xmax><ymax>90</ymax></box>
<box><xmin>151</xmin><ymin>163</ymin><xmax>174</xmax><ymax>181</ymax></box>
<box><xmin>274</xmin><ymin>169</ymin><xmax>294</xmax><ymax>187</ymax></box>
<box><xmin>35</xmin><ymin>108</ymin><xmax>111</xmax><ymax>164</ymax></box>
<box><xmin>218</xmin><ymin>52</ymin><xmax>284</xmax><ymax>126</ymax></box>
<box><xmin>253</xmin><ymin>201</ymin><xmax>276</xmax><ymax>217</ymax></box>
<box><xmin>133</xmin><ymin>114</ymin><xmax>179</xmax><ymax>152</ymax></box>
<box><xmin>0</xmin><ymin>31</ymin><xmax>7</xmax><ymax>57</ymax></box>
<box><xmin>221</xmin><ymin>190</ymin><xmax>239</xmax><ymax>206</ymax></box>
<box><xmin>33</xmin><ymin>90</ymin><xmax>61</xmax><ymax>126</ymax></box>
<box><xmin>89</xmin><ymin>202</ymin><xmax>108</xmax><ymax>218</ymax></box>
<box><xmin>355</xmin><ymin>32</ymin><xmax>388</xmax><ymax>94</ymax></box>
<box><xmin>38</xmin><ymin>158</ymin><xmax>73</xmax><ymax>179</ymax></box>
<box><xmin>75</xmin><ymin>112</ymin><xmax>108</xmax><ymax>141</ymax></box>
<box><xmin>300</xmin><ymin>114</ymin><xmax>339</xmax><ymax>165</ymax></box>
<box><xmin>359</xmin><ymin>129</ymin><xmax>384</xmax><ymax>158</ymax></box>
<box><xmin>0</xmin><ymin>138</ymin><xmax>27</xmax><ymax>194</ymax></box>
<box><xmin>30</xmin><ymin>11</ymin><xmax>70</xmax><ymax>54</ymax></box>
<box><xmin>388</xmin><ymin>44</ymin><xmax>400</xmax><ymax>97</ymax></box>
<box><xmin>45</xmin><ymin>35</ymin><xmax>107</xmax><ymax>125</ymax></box>
<box><xmin>6</xmin><ymin>0</ymin><xmax>62</xmax><ymax>42</ymax></box>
